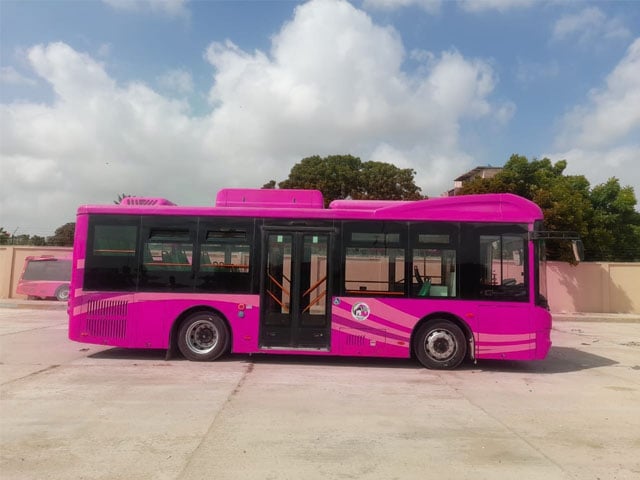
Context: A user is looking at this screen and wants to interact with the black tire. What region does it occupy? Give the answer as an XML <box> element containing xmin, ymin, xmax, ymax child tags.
<box><xmin>414</xmin><ymin>320</ymin><xmax>467</xmax><ymax>370</ymax></box>
<box><xmin>55</xmin><ymin>285</ymin><xmax>70</xmax><ymax>302</ymax></box>
<box><xmin>177</xmin><ymin>312</ymin><xmax>229</xmax><ymax>361</ymax></box>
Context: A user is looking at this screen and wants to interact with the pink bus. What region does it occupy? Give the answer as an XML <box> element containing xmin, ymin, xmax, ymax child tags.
<box><xmin>68</xmin><ymin>189</ymin><xmax>578</xmax><ymax>369</ymax></box>
<box><xmin>17</xmin><ymin>254</ymin><xmax>72</xmax><ymax>301</ymax></box>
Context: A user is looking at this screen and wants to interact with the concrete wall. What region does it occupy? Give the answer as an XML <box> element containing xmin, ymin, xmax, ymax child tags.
<box><xmin>546</xmin><ymin>261</ymin><xmax>640</xmax><ymax>314</ymax></box>
<box><xmin>0</xmin><ymin>246</ymin><xmax>73</xmax><ymax>300</ymax></box>
<box><xmin>1</xmin><ymin>246</ymin><xmax>638</xmax><ymax>314</ymax></box>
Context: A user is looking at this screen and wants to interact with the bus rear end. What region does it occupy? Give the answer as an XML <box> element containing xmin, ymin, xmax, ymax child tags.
<box><xmin>16</xmin><ymin>255</ymin><xmax>72</xmax><ymax>301</ymax></box>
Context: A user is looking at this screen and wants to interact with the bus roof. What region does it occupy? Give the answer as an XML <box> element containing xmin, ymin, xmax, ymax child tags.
<box><xmin>77</xmin><ymin>189</ymin><xmax>543</xmax><ymax>223</ymax></box>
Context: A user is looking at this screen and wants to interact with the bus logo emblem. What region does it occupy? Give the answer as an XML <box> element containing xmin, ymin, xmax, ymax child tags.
<box><xmin>352</xmin><ymin>302</ymin><xmax>370</xmax><ymax>321</ymax></box>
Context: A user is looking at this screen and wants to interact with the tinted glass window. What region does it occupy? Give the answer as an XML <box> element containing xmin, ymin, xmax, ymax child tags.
<box><xmin>412</xmin><ymin>248</ymin><xmax>456</xmax><ymax>297</ymax></box>
<box><xmin>342</xmin><ymin>222</ymin><xmax>406</xmax><ymax>296</ymax></box>
<box><xmin>84</xmin><ymin>217</ymin><xmax>139</xmax><ymax>291</ymax></box>
<box><xmin>195</xmin><ymin>224</ymin><xmax>253</xmax><ymax>293</ymax></box>
<box><xmin>478</xmin><ymin>234</ymin><xmax>528</xmax><ymax>301</ymax></box>
<box><xmin>139</xmin><ymin>221</ymin><xmax>195</xmax><ymax>292</ymax></box>
<box><xmin>22</xmin><ymin>259</ymin><xmax>71</xmax><ymax>281</ymax></box>
<box><xmin>410</xmin><ymin>223</ymin><xmax>458</xmax><ymax>298</ymax></box>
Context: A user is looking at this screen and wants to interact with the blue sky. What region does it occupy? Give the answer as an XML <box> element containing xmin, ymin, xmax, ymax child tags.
<box><xmin>1</xmin><ymin>0</ymin><xmax>639</xmax><ymax>236</ymax></box>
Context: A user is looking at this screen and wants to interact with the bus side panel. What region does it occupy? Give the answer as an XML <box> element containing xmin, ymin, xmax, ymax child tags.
<box><xmin>331</xmin><ymin>297</ymin><xmax>412</xmax><ymax>358</ymax></box>
<box><xmin>69</xmin><ymin>293</ymin><xmax>261</xmax><ymax>351</ymax></box>
<box><xmin>475</xmin><ymin>303</ymin><xmax>539</xmax><ymax>360</ymax></box>
<box><xmin>534</xmin><ymin>307</ymin><xmax>552</xmax><ymax>359</ymax></box>
<box><xmin>330</xmin><ymin>297</ymin><xmax>480</xmax><ymax>359</ymax></box>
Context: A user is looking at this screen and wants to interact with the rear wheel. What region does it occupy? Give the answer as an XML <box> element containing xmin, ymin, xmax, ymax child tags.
<box><xmin>414</xmin><ymin>320</ymin><xmax>467</xmax><ymax>369</ymax></box>
<box><xmin>177</xmin><ymin>312</ymin><xmax>229</xmax><ymax>361</ymax></box>
<box><xmin>55</xmin><ymin>285</ymin><xmax>70</xmax><ymax>301</ymax></box>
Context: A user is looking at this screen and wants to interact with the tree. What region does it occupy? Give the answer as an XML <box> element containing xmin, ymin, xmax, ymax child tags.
<box><xmin>0</xmin><ymin>227</ymin><xmax>10</xmax><ymax>245</ymax></box>
<box><xmin>276</xmin><ymin>155</ymin><xmax>423</xmax><ymax>205</ymax></box>
<box><xmin>114</xmin><ymin>193</ymin><xmax>132</xmax><ymax>204</ymax></box>
<box><xmin>47</xmin><ymin>223</ymin><xmax>75</xmax><ymax>246</ymax></box>
<box><xmin>30</xmin><ymin>235</ymin><xmax>46</xmax><ymax>246</ymax></box>
<box><xmin>460</xmin><ymin>154</ymin><xmax>640</xmax><ymax>262</ymax></box>
<box><xmin>586</xmin><ymin>178</ymin><xmax>640</xmax><ymax>261</ymax></box>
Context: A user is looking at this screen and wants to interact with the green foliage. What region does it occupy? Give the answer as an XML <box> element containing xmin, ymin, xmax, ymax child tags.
<box><xmin>47</xmin><ymin>223</ymin><xmax>76</xmax><ymax>246</ymax></box>
<box><xmin>276</xmin><ymin>155</ymin><xmax>423</xmax><ymax>205</ymax></box>
<box><xmin>0</xmin><ymin>227</ymin><xmax>9</xmax><ymax>245</ymax></box>
<box><xmin>30</xmin><ymin>235</ymin><xmax>46</xmax><ymax>246</ymax></box>
<box><xmin>461</xmin><ymin>154</ymin><xmax>640</xmax><ymax>262</ymax></box>
<box><xmin>586</xmin><ymin>179</ymin><xmax>640</xmax><ymax>261</ymax></box>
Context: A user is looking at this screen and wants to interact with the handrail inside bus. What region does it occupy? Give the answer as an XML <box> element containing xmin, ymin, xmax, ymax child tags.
<box><xmin>302</xmin><ymin>291</ymin><xmax>327</xmax><ymax>313</ymax></box>
<box><xmin>268</xmin><ymin>273</ymin><xmax>291</xmax><ymax>297</ymax></box>
<box><xmin>303</xmin><ymin>276</ymin><xmax>326</xmax><ymax>297</ymax></box>
<box><xmin>266</xmin><ymin>290</ymin><xmax>289</xmax><ymax>313</ymax></box>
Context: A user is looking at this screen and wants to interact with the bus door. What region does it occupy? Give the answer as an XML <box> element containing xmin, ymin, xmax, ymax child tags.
<box><xmin>260</xmin><ymin>229</ymin><xmax>332</xmax><ymax>349</ymax></box>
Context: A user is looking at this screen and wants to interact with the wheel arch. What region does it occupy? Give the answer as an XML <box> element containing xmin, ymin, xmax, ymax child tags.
<box><xmin>165</xmin><ymin>306</ymin><xmax>232</xmax><ymax>360</ymax></box>
<box><xmin>411</xmin><ymin>312</ymin><xmax>475</xmax><ymax>361</ymax></box>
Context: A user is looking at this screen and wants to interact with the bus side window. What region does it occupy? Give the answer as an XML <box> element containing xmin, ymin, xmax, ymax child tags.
<box><xmin>478</xmin><ymin>234</ymin><xmax>528</xmax><ymax>301</ymax></box>
<box><xmin>342</xmin><ymin>222</ymin><xmax>405</xmax><ymax>296</ymax></box>
<box><xmin>195</xmin><ymin>229</ymin><xmax>251</xmax><ymax>293</ymax></box>
<box><xmin>410</xmin><ymin>229</ymin><xmax>457</xmax><ymax>298</ymax></box>
<box><xmin>139</xmin><ymin>228</ymin><xmax>194</xmax><ymax>291</ymax></box>
<box><xmin>84</xmin><ymin>221</ymin><xmax>138</xmax><ymax>291</ymax></box>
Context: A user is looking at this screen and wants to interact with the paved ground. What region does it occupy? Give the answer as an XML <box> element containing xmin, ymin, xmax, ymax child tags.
<box><xmin>0</xmin><ymin>306</ymin><xmax>638</xmax><ymax>480</ymax></box>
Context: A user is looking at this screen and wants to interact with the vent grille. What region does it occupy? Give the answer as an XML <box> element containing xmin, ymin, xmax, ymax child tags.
<box><xmin>120</xmin><ymin>197</ymin><xmax>176</xmax><ymax>206</ymax></box>
<box><xmin>86</xmin><ymin>318</ymin><xmax>127</xmax><ymax>339</ymax></box>
<box><xmin>86</xmin><ymin>299</ymin><xmax>128</xmax><ymax>339</ymax></box>
<box><xmin>346</xmin><ymin>334</ymin><xmax>367</xmax><ymax>346</ymax></box>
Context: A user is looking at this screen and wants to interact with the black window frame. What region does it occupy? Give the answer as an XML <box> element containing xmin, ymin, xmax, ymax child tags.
<box><xmin>459</xmin><ymin>223</ymin><xmax>529</xmax><ymax>302</ymax></box>
<box><xmin>84</xmin><ymin>215</ymin><xmax>141</xmax><ymax>292</ymax></box>
<box><xmin>340</xmin><ymin>221</ymin><xmax>408</xmax><ymax>297</ymax></box>
<box><xmin>138</xmin><ymin>216</ymin><xmax>197</xmax><ymax>292</ymax></box>
<box><xmin>409</xmin><ymin>222</ymin><xmax>459</xmax><ymax>298</ymax></box>
<box><xmin>195</xmin><ymin>218</ymin><xmax>256</xmax><ymax>294</ymax></box>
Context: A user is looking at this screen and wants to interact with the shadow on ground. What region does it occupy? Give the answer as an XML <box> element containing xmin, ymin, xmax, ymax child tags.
<box><xmin>463</xmin><ymin>346</ymin><xmax>618</xmax><ymax>374</ymax></box>
<box><xmin>88</xmin><ymin>345</ymin><xmax>616</xmax><ymax>374</ymax></box>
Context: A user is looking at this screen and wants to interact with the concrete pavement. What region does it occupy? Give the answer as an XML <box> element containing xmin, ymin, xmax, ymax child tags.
<box><xmin>0</xmin><ymin>306</ymin><xmax>639</xmax><ymax>480</ymax></box>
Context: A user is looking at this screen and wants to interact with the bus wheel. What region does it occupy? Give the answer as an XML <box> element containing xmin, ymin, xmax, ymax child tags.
<box><xmin>414</xmin><ymin>320</ymin><xmax>466</xmax><ymax>370</ymax></box>
<box><xmin>55</xmin><ymin>285</ymin><xmax>70</xmax><ymax>301</ymax></box>
<box><xmin>178</xmin><ymin>312</ymin><xmax>229</xmax><ymax>362</ymax></box>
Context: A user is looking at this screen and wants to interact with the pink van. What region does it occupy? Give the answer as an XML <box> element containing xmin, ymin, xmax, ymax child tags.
<box><xmin>17</xmin><ymin>255</ymin><xmax>72</xmax><ymax>301</ymax></box>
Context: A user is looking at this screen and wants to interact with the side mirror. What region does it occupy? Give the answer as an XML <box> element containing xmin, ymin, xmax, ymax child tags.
<box><xmin>512</xmin><ymin>250</ymin><xmax>522</xmax><ymax>266</ymax></box>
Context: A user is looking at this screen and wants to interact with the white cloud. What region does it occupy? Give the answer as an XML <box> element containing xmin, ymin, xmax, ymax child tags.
<box><xmin>1</xmin><ymin>0</ymin><xmax>506</xmax><ymax>235</ymax></box>
<box><xmin>0</xmin><ymin>66</ymin><xmax>37</xmax><ymax>86</ymax></box>
<box><xmin>361</xmin><ymin>0</ymin><xmax>441</xmax><ymax>14</ymax></box>
<box><xmin>549</xmin><ymin>38</ymin><xmax>640</xmax><ymax>192</ymax></box>
<box><xmin>459</xmin><ymin>0</ymin><xmax>535</xmax><ymax>13</ymax></box>
<box><xmin>97</xmin><ymin>43</ymin><xmax>112</xmax><ymax>58</ymax></box>
<box><xmin>514</xmin><ymin>58</ymin><xmax>559</xmax><ymax>85</ymax></box>
<box><xmin>552</xmin><ymin>7</ymin><xmax>631</xmax><ymax>45</ymax></box>
<box><xmin>556</xmin><ymin>38</ymin><xmax>640</xmax><ymax>150</ymax></box>
<box><xmin>102</xmin><ymin>0</ymin><xmax>189</xmax><ymax>18</ymax></box>
<box><xmin>158</xmin><ymin>68</ymin><xmax>194</xmax><ymax>95</ymax></box>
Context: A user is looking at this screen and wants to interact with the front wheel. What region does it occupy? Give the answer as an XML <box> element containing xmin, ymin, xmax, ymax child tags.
<box><xmin>177</xmin><ymin>312</ymin><xmax>229</xmax><ymax>361</ymax></box>
<box><xmin>414</xmin><ymin>320</ymin><xmax>467</xmax><ymax>369</ymax></box>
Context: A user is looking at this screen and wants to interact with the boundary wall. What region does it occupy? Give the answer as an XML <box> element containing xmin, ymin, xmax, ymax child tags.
<box><xmin>1</xmin><ymin>247</ymin><xmax>638</xmax><ymax>314</ymax></box>
<box><xmin>0</xmin><ymin>246</ymin><xmax>73</xmax><ymax>300</ymax></box>
<box><xmin>546</xmin><ymin>261</ymin><xmax>639</xmax><ymax>314</ymax></box>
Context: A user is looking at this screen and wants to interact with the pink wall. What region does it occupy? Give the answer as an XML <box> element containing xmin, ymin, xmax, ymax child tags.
<box><xmin>546</xmin><ymin>261</ymin><xmax>640</xmax><ymax>314</ymax></box>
